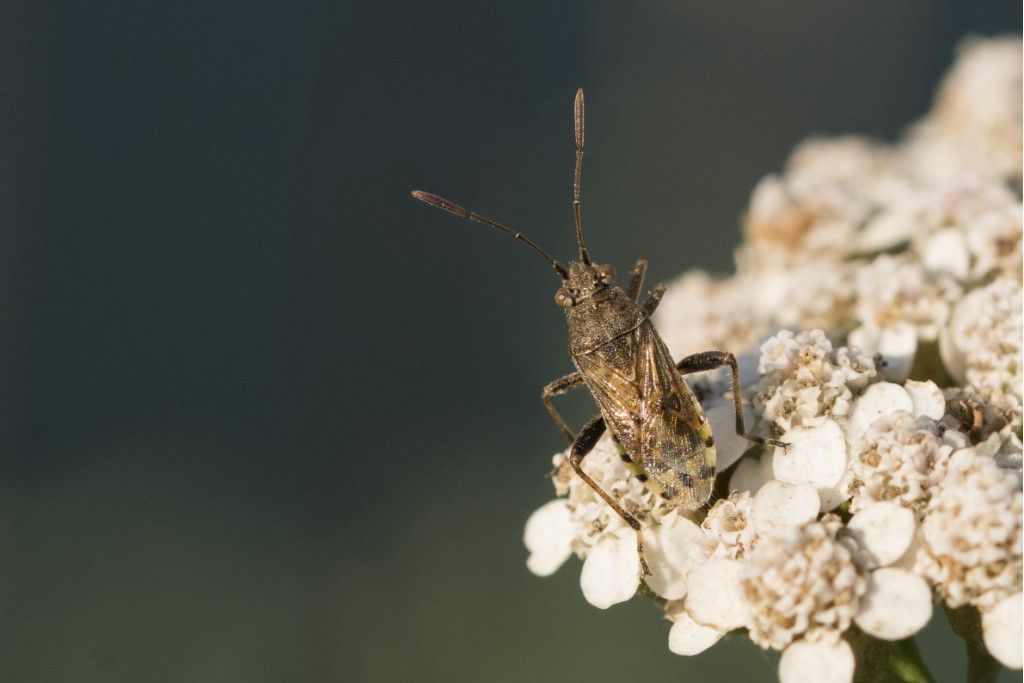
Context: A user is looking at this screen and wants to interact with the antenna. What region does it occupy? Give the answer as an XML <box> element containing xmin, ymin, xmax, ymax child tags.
<box><xmin>411</xmin><ymin>190</ymin><xmax>569</xmax><ymax>279</ymax></box>
<box><xmin>573</xmin><ymin>88</ymin><xmax>591</xmax><ymax>265</ymax></box>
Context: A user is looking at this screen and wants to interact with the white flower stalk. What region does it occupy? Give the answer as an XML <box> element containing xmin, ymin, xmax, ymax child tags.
<box><xmin>522</xmin><ymin>37</ymin><xmax>1023</xmax><ymax>677</ymax></box>
<box><xmin>915</xmin><ymin>447</ymin><xmax>1023</xmax><ymax>611</ymax></box>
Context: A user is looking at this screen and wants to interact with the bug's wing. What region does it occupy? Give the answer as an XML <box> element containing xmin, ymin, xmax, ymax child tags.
<box><xmin>635</xmin><ymin>326</ymin><xmax>716</xmax><ymax>510</ymax></box>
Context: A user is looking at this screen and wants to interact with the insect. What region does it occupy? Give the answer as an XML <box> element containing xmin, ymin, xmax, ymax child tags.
<box><xmin>412</xmin><ymin>89</ymin><xmax>783</xmax><ymax>573</ymax></box>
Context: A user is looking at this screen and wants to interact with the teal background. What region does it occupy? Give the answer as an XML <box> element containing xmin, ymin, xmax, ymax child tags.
<box><xmin>1</xmin><ymin>2</ymin><xmax>1020</xmax><ymax>680</ymax></box>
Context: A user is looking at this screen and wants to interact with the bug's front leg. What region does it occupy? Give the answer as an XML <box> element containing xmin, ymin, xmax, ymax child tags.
<box><xmin>641</xmin><ymin>282</ymin><xmax>667</xmax><ymax>316</ymax></box>
<box><xmin>541</xmin><ymin>372</ymin><xmax>586</xmax><ymax>443</ymax></box>
<box><xmin>569</xmin><ymin>415</ymin><xmax>651</xmax><ymax>576</ymax></box>
<box><xmin>676</xmin><ymin>350</ymin><xmax>788</xmax><ymax>449</ymax></box>
<box><xmin>629</xmin><ymin>259</ymin><xmax>666</xmax><ymax>316</ymax></box>
<box><xmin>626</xmin><ymin>258</ymin><xmax>647</xmax><ymax>300</ymax></box>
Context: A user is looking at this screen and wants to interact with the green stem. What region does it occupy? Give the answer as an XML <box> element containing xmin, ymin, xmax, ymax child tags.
<box><xmin>966</xmin><ymin>642</ymin><xmax>1001</xmax><ymax>683</ymax></box>
<box><xmin>889</xmin><ymin>638</ymin><xmax>936</xmax><ymax>683</ymax></box>
<box><xmin>847</xmin><ymin>627</ymin><xmax>936</xmax><ymax>683</ymax></box>
<box><xmin>945</xmin><ymin>605</ymin><xmax>1004</xmax><ymax>683</ymax></box>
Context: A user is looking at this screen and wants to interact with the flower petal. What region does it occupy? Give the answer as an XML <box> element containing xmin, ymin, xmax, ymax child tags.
<box><xmin>774</xmin><ymin>420</ymin><xmax>847</xmax><ymax>493</ymax></box>
<box><xmin>668</xmin><ymin>610</ymin><xmax>725</xmax><ymax>656</ymax></box>
<box><xmin>729</xmin><ymin>451</ymin><xmax>774</xmax><ymax>494</ymax></box>
<box><xmin>982</xmin><ymin>593</ymin><xmax>1022</xmax><ymax>670</ymax></box>
<box><xmin>750</xmin><ymin>480</ymin><xmax>819</xmax><ymax>535</ymax></box>
<box><xmin>903</xmin><ymin>379</ymin><xmax>946</xmax><ymax>420</ymax></box>
<box><xmin>918</xmin><ymin>227</ymin><xmax>969</xmax><ymax>279</ymax></box>
<box><xmin>644</xmin><ymin>516</ymin><xmax>706</xmax><ymax>600</ymax></box>
<box><xmin>848</xmin><ymin>323</ymin><xmax>918</xmax><ymax>382</ymax></box>
<box><xmin>523</xmin><ymin>500</ymin><xmax>576</xmax><ymax>576</ymax></box>
<box><xmin>847</xmin><ymin>502</ymin><xmax>916</xmax><ymax>568</ymax></box>
<box><xmin>579</xmin><ymin>534</ymin><xmax>641</xmax><ymax>609</ymax></box>
<box><xmin>685</xmin><ymin>559</ymin><xmax>749</xmax><ymax>631</ymax></box>
<box><xmin>847</xmin><ymin>382</ymin><xmax>914</xmax><ymax>442</ymax></box>
<box><xmin>704</xmin><ymin>398</ymin><xmax>751</xmax><ymax>472</ymax></box>
<box><xmin>779</xmin><ymin>637</ymin><xmax>855</xmax><ymax>683</ymax></box>
<box><xmin>817</xmin><ymin>467</ymin><xmax>853</xmax><ymax>513</ymax></box>
<box><xmin>854</xmin><ymin>568</ymin><xmax>932</xmax><ymax>640</ymax></box>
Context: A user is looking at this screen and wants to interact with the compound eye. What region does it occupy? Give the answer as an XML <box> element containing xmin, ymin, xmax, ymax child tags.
<box><xmin>554</xmin><ymin>288</ymin><xmax>572</xmax><ymax>308</ymax></box>
<box><xmin>596</xmin><ymin>264</ymin><xmax>615</xmax><ymax>284</ymax></box>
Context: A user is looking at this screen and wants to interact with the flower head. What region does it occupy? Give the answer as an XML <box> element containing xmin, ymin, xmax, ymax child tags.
<box><xmin>915</xmin><ymin>448</ymin><xmax>1023</xmax><ymax>610</ymax></box>
<box><xmin>755</xmin><ymin>330</ymin><xmax>876</xmax><ymax>432</ymax></box>
<box><xmin>740</xmin><ymin>515</ymin><xmax>867</xmax><ymax>650</ymax></box>
<box><xmin>846</xmin><ymin>411</ymin><xmax>966</xmax><ymax>514</ymax></box>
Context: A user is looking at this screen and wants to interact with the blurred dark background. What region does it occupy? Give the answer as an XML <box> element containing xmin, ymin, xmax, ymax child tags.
<box><xmin>0</xmin><ymin>2</ymin><xmax>1019</xmax><ymax>680</ymax></box>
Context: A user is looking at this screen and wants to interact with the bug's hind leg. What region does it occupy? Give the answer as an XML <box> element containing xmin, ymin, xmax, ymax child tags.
<box><xmin>542</xmin><ymin>372</ymin><xmax>586</xmax><ymax>443</ymax></box>
<box><xmin>569</xmin><ymin>415</ymin><xmax>651</xmax><ymax>576</ymax></box>
<box><xmin>676</xmin><ymin>350</ymin><xmax>787</xmax><ymax>449</ymax></box>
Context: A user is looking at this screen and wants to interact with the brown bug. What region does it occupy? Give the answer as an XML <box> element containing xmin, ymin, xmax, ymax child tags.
<box><xmin>412</xmin><ymin>89</ymin><xmax>783</xmax><ymax>573</ymax></box>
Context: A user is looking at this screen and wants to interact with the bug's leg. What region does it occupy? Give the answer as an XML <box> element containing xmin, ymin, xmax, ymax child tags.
<box><xmin>642</xmin><ymin>282</ymin><xmax>667</xmax><ymax>316</ymax></box>
<box><xmin>626</xmin><ymin>258</ymin><xmax>647</xmax><ymax>300</ymax></box>
<box><xmin>542</xmin><ymin>372</ymin><xmax>586</xmax><ymax>443</ymax></box>
<box><xmin>676</xmin><ymin>350</ymin><xmax>788</xmax><ymax>448</ymax></box>
<box><xmin>569</xmin><ymin>415</ymin><xmax>651</xmax><ymax>576</ymax></box>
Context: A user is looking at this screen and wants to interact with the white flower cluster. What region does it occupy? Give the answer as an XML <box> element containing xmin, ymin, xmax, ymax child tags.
<box><xmin>524</xmin><ymin>37</ymin><xmax>1023</xmax><ymax>680</ymax></box>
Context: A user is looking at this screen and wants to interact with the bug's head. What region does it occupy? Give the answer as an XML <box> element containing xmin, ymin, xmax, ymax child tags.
<box><xmin>554</xmin><ymin>261</ymin><xmax>614</xmax><ymax>308</ymax></box>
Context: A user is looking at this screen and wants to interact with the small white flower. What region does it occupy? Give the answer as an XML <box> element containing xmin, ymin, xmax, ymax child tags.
<box><xmin>847</xmin><ymin>411</ymin><xmax>963</xmax><ymax>514</ymax></box>
<box><xmin>773</xmin><ymin>420</ymin><xmax>847</xmax><ymax>503</ymax></box>
<box><xmin>523</xmin><ymin>499</ymin><xmax>575</xmax><ymax>576</ymax></box>
<box><xmin>756</xmin><ymin>330</ymin><xmax>876</xmax><ymax>432</ymax></box>
<box><xmin>982</xmin><ymin>592</ymin><xmax>1023</xmax><ymax>669</ymax></box>
<box><xmin>916</xmin><ymin>448</ymin><xmax>1023</xmax><ymax>610</ymax></box>
<box><xmin>778</xmin><ymin>636</ymin><xmax>855</xmax><ymax>683</ymax></box>
<box><xmin>701</xmin><ymin>490</ymin><xmax>756</xmax><ymax>559</ymax></box>
<box><xmin>903</xmin><ymin>379</ymin><xmax>946</xmax><ymax>421</ymax></box>
<box><xmin>686</xmin><ymin>559</ymin><xmax>750</xmax><ymax>632</ymax></box>
<box><xmin>854</xmin><ymin>567</ymin><xmax>933</xmax><ymax>640</ymax></box>
<box><xmin>748</xmin><ymin>480</ymin><xmax>819</xmax><ymax>536</ymax></box>
<box><xmin>846</xmin><ymin>382</ymin><xmax>914</xmax><ymax>443</ymax></box>
<box><xmin>906</xmin><ymin>36</ymin><xmax>1022</xmax><ymax>182</ymax></box>
<box><xmin>579</xmin><ymin>533</ymin><xmax>640</xmax><ymax>609</ymax></box>
<box><xmin>847</xmin><ymin>322</ymin><xmax>918</xmax><ymax>383</ymax></box>
<box><xmin>728</xmin><ymin>450</ymin><xmax>774</xmax><ymax>495</ymax></box>
<box><xmin>740</xmin><ymin>516</ymin><xmax>867</xmax><ymax>650</ymax></box>
<box><xmin>917</xmin><ymin>227</ymin><xmax>970</xmax><ymax>280</ymax></box>
<box><xmin>653</xmin><ymin>270</ymin><xmax>766</xmax><ymax>362</ymax></box>
<box><xmin>853</xmin><ymin>255</ymin><xmax>961</xmax><ymax>342</ymax></box>
<box><xmin>666</xmin><ymin>607</ymin><xmax>725</xmax><ymax>656</ymax></box>
<box><xmin>847</xmin><ymin>502</ymin><xmax>916</xmax><ymax>568</ymax></box>
<box><xmin>940</xmin><ymin>277</ymin><xmax>1023</xmax><ymax>428</ymax></box>
<box><xmin>643</xmin><ymin>513</ymin><xmax>707</xmax><ymax>601</ymax></box>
